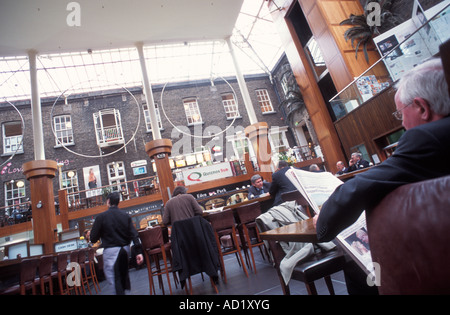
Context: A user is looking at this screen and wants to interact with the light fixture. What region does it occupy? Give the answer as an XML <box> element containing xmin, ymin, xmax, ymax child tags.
<box><xmin>16</xmin><ymin>180</ymin><xmax>24</xmax><ymax>188</ymax></box>
<box><xmin>67</xmin><ymin>171</ymin><xmax>75</xmax><ymax>178</ymax></box>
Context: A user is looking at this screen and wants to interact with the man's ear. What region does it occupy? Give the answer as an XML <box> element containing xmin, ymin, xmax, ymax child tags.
<box><xmin>412</xmin><ymin>97</ymin><xmax>432</xmax><ymax>121</ymax></box>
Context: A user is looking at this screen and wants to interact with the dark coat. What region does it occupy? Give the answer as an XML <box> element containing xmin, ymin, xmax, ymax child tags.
<box><xmin>170</xmin><ymin>216</ymin><xmax>220</xmax><ymax>284</ymax></box>
<box><xmin>269</xmin><ymin>166</ymin><xmax>297</xmax><ymax>206</ymax></box>
<box><xmin>317</xmin><ymin>116</ymin><xmax>450</xmax><ymax>242</ymax></box>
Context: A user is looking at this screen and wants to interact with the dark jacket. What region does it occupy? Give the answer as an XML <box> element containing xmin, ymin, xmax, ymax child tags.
<box><xmin>317</xmin><ymin>116</ymin><xmax>450</xmax><ymax>242</ymax></box>
<box><xmin>248</xmin><ymin>181</ymin><xmax>271</xmax><ymax>199</ymax></box>
<box><xmin>91</xmin><ymin>205</ymin><xmax>142</xmax><ymax>255</ymax></box>
<box><xmin>170</xmin><ymin>216</ymin><xmax>220</xmax><ymax>284</ymax></box>
<box><xmin>269</xmin><ymin>166</ymin><xmax>297</xmax><ymax>206</ymax></box>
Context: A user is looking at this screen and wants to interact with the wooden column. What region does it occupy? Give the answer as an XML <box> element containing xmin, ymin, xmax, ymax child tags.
<box><xmin>22</xmin><ymin>160</ymin><xmax>58</xmax><ymax>254</ymax></box>
<box><xmin>145</xmin><ymin>139</ymin><xmax>174</xmax><ymax>204</ymax></box>
<box><xmin>245</xmin><ymin>122</ymin><xmax>272</xmax><ymax>182</ymax></box>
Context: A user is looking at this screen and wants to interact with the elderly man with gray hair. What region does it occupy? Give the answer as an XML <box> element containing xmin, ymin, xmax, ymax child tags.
<box><xmin>248</xmin><ymin>174</ymin><xmax>271</xmax><ymax>200</ymax></box>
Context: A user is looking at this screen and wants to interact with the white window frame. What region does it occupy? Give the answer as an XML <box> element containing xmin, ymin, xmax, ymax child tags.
<box><xmin>106</xmin><ymin>161</ymin><xmax>127</xmax><ymax>193</ymax></box>
<box><xmin>54</xmin><ymin>115</ymin><xmax>74</xmax><ymax>147</ymax></box>
<box><xmin>255</xmin><ymin>89</ymin><xmax>275</xmax><ymax>113</ymax></box>
<box><xmin>4</xmin><ymin>180</ymin><xmax>26</xmax><ymax>210</ymax></box>
<box><xmin>268</xmin><ymin>126</ymin><xmax>290</xmax><ymax>154</ymax></box>
<box><xmin>143</xmin><ymin>103</ymin><xmax>163</xmax><ymax>132</ymax></box>
<box><xmin>60</xmin><ymin>170</ymin><xmax>80</xmax><ymax>204</ymax></box>
<box><xmin>221</xmin><ymin>93</ymin><xmax>240</xmax><ymax>119</ymax></box>
<box><xmin>183</xmin><ymin>98</ymin><xmax>203</xmax><ymax>125</ymax></box>
<box><xmin>2</xmin><ymin>121</ymin><xmax>23</xmax><ymax>155</ymax></box>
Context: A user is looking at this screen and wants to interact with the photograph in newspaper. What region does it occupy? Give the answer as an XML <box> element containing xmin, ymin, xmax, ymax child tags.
<box><xmin>336</xmin><ymin>212</ymin><xmax>373</xmax><ymax>275</ymax></box>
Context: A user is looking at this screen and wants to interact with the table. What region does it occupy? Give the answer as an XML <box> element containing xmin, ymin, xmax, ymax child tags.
<box><xmin>259</xmin><ymin>218</ymin><xmax>318</xmax><ymax>243</ymax></box>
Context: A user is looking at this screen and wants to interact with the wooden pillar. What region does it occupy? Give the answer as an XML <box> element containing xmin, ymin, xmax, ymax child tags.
<box><xmin>145</xmin><ymin>139</ymin><xmax>174</xmax><ymax>204</ymax></box>
<box><xmin>245</xmin><ymin>122</ymin><xmax>272</xmax><ymax>182</ymax></box>
<box><xmin>22</xmin><ymin>160</ymin><xmax>58</xmax><ymax>254</ymax></box>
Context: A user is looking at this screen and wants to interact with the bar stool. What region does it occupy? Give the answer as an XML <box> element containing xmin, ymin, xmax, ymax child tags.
<box><xmin>68</xmin><ymin>250</ymin><xmax>82</xmax><ymax>295</ymax></box>
<box><xmin>0</xmin><ymin>258</ymin><xmax>39</xmax><ymax>295</ymax></box>
<box><xmin>138</xmin><ymin>226</ymin><xmax>174</xmax><ymax>295</ymax></box>
<box><xmin>78</xmin><ymin>248</ymin><xmax>92</xmax><ymax>295</ymax></box>
<box><xmin>208</xmin><ymin>209</ymin><xmax>249</xmax><ymax>283</ymax></box>
<box><xmin>38</xmin><ymin>255</ymin><xmax>54</xmax><ymax>295</ymax></box>
<box><xmin>235</xmin><ymin>201</ymin><xmax>269</xmax><ymax>274</ymax></box>
<box><xmin>87</xmin><ymin>247</ymin><xmax>100</xmax><ymax>293</ymax></box>
<box><xmin>52</xmin><ymin>252</ymin><xmax>69</xmax><ymax>295</ymax></box>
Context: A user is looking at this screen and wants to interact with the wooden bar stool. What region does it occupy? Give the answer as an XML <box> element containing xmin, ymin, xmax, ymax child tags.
<box><xmin>0</xmin><ymin>258</ymin><xmax>39</xmax><ymax>295</ymax></box>
<box><xmin>235</xmin><ymin>202</ymin><xmax>269</xmax><ymax>274</ymax></box>
<box><xmin>52</xmin><ymin>252</ymin><xmax>69</xmax><ymax>295</ymax></box>
<box><xmin>138</xmin><ymin>227</ymin><xmax>174</xmax><ymax>295</ymax></box>
<box><xmin>87</xmin><ymin>248</ymin><xmax>100</xmax><ymax>293</ymax></box>
<box><xmin>208</xmin><ymin>209</ymin><xmax>249</xmax><ymax>283</ymax></box>
<box><xmin>38</xmin><ymin>255</ymin><xmax>54</xmax><ymax>295</ymax></box>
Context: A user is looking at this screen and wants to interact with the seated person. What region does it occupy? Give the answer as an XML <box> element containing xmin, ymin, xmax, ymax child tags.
<box><xmin>269</xmin><ymin>160</ymin><xmax>296</xmax><ymax>206</ymax></box>
<box><xmin>309</xmin><ymin>164</ymin><xmax>322</xmax><ymax>172</ymax></box>
<box><xmin>347</xmin><ymin>152</ymin><xmax>370</xmax><ymax>172</ymax></box>
<box><xmin>248</xmin><ymin>174</ymin><xmax>271</xmax><ymax>200</ymax></box>
<box><xmin>335</xmin><ymin>161</ymin><xmax>348</xmax><ymax>175</ymax></box>
<box><xmin>162</xmin><ymin>186</ymin><xmax>203</xmax><ymax>225</ymax></box>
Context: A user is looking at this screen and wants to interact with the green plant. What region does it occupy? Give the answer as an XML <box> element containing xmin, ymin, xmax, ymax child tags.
<box><xmin>340</xmin><ymin>0</ymin><xmax>398</xmax><ymax>63</ymax></box>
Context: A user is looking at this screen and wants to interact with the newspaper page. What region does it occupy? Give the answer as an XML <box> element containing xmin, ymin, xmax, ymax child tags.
<box><xmin>285</xmin><ymin>168</ymin><xmax>344</xmax><ymax>214</ymax></box>
<box><xmin>285</xmin><ymin>168</ymin><xmax>374</xmax><ymax>276</ymax></box>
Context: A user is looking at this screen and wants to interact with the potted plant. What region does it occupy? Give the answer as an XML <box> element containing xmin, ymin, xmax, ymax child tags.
<box><xmin>340</xmin><ymin>0</ymin><xmax>398</xmax><ymax>63</ymax></box>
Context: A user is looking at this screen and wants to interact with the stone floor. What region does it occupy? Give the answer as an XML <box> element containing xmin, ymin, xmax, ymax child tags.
<box><xmin>93</xmin><ymin>249</ymin><xmax>349</xmax><ymax>296</ymax></box>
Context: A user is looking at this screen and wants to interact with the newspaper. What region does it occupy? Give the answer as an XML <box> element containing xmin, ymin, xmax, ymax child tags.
<box><xmin>285</xmin><ymin>168</ymin><xmax>374</xmax><ymax>276</ymax></box>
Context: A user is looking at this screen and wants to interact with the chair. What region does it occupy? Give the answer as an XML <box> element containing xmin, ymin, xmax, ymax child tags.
<box><xmin>52</xmin><ymin>252</ymin><xmax>69</xmax><ymax>295</ymax></box>
<box><xmin>87</xmin><ymin>247</ymin><xmax>101</xmax><ymax>293</ymax></box>
<box><xmin>78</xmin><ymin>248</ymin><xmax>92</xmax><ymax>295</ymax></box>
<box><xmin>367</xmin><ymin>175</ymin><xmax>450</xmax><ymax>294</ymax></box>
<box><xmin>138</xmin><ymin>226</ymin><xmax>174</xmax><ymax>295</ymax></box>
<box><xmin>68</xmin><ymin>250</ymin><xmax>82</xmax><ymax>295</ymax></box>
<box><xmin>235</xmin><ymin>202</ymin><xmax>269</xmax><ymax>273</ymax></box>
<box><xmin>281</xmin><ymin>190</ymin><xmax>313</xmax><ymax>218</ymax></box>
<box><xmin>0</xmin><ymin>258</ymin><xmax>39</xmax><ymax>295</ymax></box>
<box><xmin>256</xmin><ymin>219</ymin><xmax>346</xmax><ymax>295</ymax></box>
<box><xmin>38</xmin><ymin>255</ymin><xmax>54</xmax><ymax>295</ymax></box>
<box><xmin>208</xmin><ymin>209</ymin><xmax>249</xmax><ymax>283</ymax></box>
<box><xmin>170</xmin><ymin>216</ymin><xmax>220</xmax><ymax>294</ymax></box>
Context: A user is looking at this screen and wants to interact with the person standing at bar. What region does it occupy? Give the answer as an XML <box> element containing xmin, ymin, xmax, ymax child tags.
<box><xmin>91</xmin><ymin>192</ymin><xmax>143</xmax><ymax>295</ymax></box>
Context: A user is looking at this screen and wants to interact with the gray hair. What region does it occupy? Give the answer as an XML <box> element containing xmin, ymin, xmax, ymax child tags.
<box><xmin>250</xmin><ymin>174</ymin><xmax>262</xmax><ymax>184</ymax></box>
<box><xmin>395</xmin><ymin>58</ymin><xmax>450</xmax><ymax>116</ymax></box>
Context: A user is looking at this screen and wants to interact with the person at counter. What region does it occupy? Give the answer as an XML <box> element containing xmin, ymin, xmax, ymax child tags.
<box><xmin>162</xmin><ymin>186</ymin><xmax>203</xmax><ymax>226</ymax></box>
<box><xmin>269</xmin><ymin>160</ymin><xmax>296</xmax><ymax>206</ymax></box>
<box><xmin>248</xmin><ymin>174</ymin><xmax>271</xmax><ymax>200</ymax></box>
<box><xmin>347</xmin><ymin>152</ymin><xmax>370</xmax><ymax>172</ymax></box>
<box><xmin>335</xmin><ymin>161</ymin><xmax>348</xmax><ymax>175</ymax></box>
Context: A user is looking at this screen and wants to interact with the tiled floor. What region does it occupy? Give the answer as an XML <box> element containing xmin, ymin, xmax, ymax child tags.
<box><xmin>94</xmin><ymin>249</ymin><xmax>349</xmax><ymax>296</ymax></box>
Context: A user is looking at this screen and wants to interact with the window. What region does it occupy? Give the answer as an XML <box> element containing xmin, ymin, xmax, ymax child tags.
<box><xmin>255</xmin><ymin>89</ymin><xmax>274</xmax><ymax>113</ymax></box>
<box><xmin>221</xmin><ymin>93</ymin><xmax>240</xmax><ymax>119</ymax></box>
<box><xmin>269</xmin><ymin>126</ymin><xmax>290</xmax><ymax>154</ymax></box>
<box><xmin>93</xmin><ymin>109</ymin><xmax>124</xmax><ymax>147</ymax></box>
<box><xmin>54</xmin><ymin>115</ymin><xmax>74</xmax><ymax>146</ymax></box>
<box><xmin>4</xmin><ymin>179</ymin><xmax>26</xmax><ymax>210</ymax></box>
<box><xmin>183</xmin><ymin>98</ymin><xmax>202</xmax><ymax>125</ymax></box>
<box><xmin>143</xmin><ymin>103</ymin><xmax>163</xmax><ymax>132</ymax></box>
<box><xmin>107</xmin><ymin>161</ymin><xmax>127</xmax><ymax>193</ymax></box>
<box><xmin>60</xmin><ymin>170</ymin><xmax>80</xmax><ymax>204</ymax></box>
<box><xmin>2</xmin><ymin>121</ymin><xmax>23</xmax><ymax>155</ymax></box>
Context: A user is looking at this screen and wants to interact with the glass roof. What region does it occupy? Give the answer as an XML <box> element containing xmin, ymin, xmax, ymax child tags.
<box><xmin>0</xmin><ymin>0</ymin><xmax>283</xmax><ymax>102</ymax></box>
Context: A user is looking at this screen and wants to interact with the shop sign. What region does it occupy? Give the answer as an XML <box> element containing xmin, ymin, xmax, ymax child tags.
<box><xmin>182</xmin><ymin>162</ymin><xmax>233</xmax><ymax>185</ymax></box>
